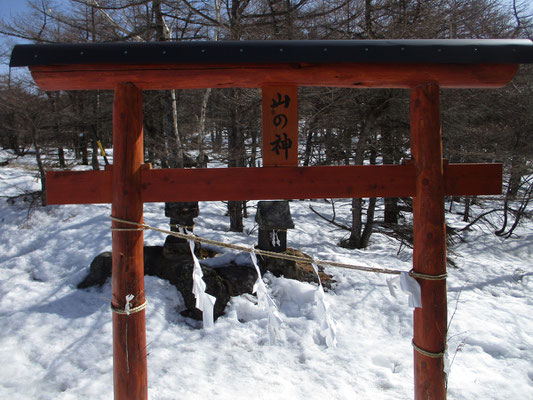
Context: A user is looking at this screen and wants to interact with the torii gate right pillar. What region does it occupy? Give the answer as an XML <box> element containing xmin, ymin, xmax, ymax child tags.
<box><xmin>411</xmin><ymin>83</ymin><xmax>447</xmax><ymax>399</ymax></box>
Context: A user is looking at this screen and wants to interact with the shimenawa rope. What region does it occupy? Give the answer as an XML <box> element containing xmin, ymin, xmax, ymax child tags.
<box><xmin>110</xmin><ymin>216</ymin><xmax>448</xmax><ymax>281</ymax></box>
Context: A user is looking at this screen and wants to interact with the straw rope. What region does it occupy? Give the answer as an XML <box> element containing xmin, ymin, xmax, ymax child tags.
<box><xmin>409</xmin><ymin>271</ymin><xmax>448</xmax><ymax>281</ymax></box>
<box><xmin>110</xmin><ymin>216</ymin><xmax>411</xmax><ymax>276</ymax></box>
<box><xmin>110</xmin><ymin>300</ymin><xmax>147</xmax><ymax>315</ymax></box>
<box><xmin>109</xmin><ymin>216</ymin><xmax>450</xmax><ymax>280</ymax></box>
<box><xmin>412</xmin><ymin>340</ymin><xmax>446</xmax><ymax>359</ymax></box>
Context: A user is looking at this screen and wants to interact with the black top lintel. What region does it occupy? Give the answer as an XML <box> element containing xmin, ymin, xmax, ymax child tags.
<box><xmin>10</xmin><ymin>39</ymin><xmax>533</xmax><ymax>68</ymax></box>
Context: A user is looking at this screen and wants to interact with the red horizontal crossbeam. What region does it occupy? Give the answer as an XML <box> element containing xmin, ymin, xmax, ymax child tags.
<box><xmin>30</xmin><ymin>63</ymin><xmax>518</xmax><ymax>91</ymax></box>
<box><xmin>45</xmin><ymin>163</ymin><xmax>502</xmax><ymax>205</ymax></box>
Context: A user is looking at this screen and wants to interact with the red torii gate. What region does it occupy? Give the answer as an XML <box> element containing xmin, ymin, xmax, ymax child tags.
<box><xmin>10</xmin><ymin>39</ymin><xmax>533</xmax><ymax>400</ymax></box>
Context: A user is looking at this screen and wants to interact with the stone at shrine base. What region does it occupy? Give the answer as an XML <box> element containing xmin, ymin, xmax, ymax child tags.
<box><xmin>78</xmin><ymin>245</ymin><xmax>254</xmax><ymax>321</ymax></box>
<box><xmin>257</xmin><ymin>248</ymin><xmax>334</xmax><ymax>290</ymax></box>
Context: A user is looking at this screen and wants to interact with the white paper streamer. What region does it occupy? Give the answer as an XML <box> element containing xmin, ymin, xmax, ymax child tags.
<box><xmin>311</xmin><ymin>262</ymin><xmax>337</xmax><ymax>348</ymax></box>
<box><xmin>270</xmin><ymin>230</ymin><xmax>281</xmax><ymax>247</ymax></box>
<box><xmin>250</xmin><ymin>252</ymin><xmax>283</xmax><ymax>344</ymax></box>
<box><xmin>387</xmin><ymin>272</ymin><xmax>422</xmax><ymax>308</ymax></box>
<box><xmin>188</xmin><ymin>239</ymin><xmax>216</xmax><ymax>328</ymax></box>
<box><xmin>124</xmin><ymin>294</ymin><xmax>134</xmax><ymax>316</ymax></box>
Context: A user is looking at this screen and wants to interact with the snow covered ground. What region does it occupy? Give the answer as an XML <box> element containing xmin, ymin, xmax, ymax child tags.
<box><xmin>0</xmin><ymin>149</ymin><xmax>532</xmax><ymax>399</ymax></box>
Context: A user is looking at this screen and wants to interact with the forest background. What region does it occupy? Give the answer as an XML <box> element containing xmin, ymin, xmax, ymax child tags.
<box><xmin>1</xmin><ymin>0</ymin><xmax>532</xmax><ymax>248</ymax></box>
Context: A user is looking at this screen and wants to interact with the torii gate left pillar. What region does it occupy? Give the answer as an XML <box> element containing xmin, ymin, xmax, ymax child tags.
<box><xmin>111</xmin><ymin>83</ymin><xmax>147</xmax><ymax>399</ymax></box>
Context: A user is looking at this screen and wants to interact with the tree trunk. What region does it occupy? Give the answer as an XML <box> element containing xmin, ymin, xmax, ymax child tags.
<box><xmin>303</xmin><ymin>128</ymin><xmax>314</xmax><ymax>167</ymax></box>
<box><xmin>507</xmin><ymin>154</ymin><xmax>523</xmax><ymax>198</ymax></box>
<box><xmin>198</xmin><ymin>88</ymin><xmax>211</xmax><ymax>166</ymax></box>
<box><xmin>228</xmin><ymin>90</ymin><xmax>245</xmax><ymax>232</ymax></box>
<box><xmin>153</xmin><ymin>0</ymin><xmax>183</xmax><ymax>169</ymax></box>
<box><xmin>91</xmin><ymin>136</ymin><xmax>100</xmax><ymax>170</ymax></box>
<box><xmin>361</xmin><ymin>197</ymin><xmax>377</xmax><ymax>247</ymax></box>
<box><xmin>348</xmin><ymin>198</ymin><xmax>363</xmax><ymax>246</ymax></box>
<box><xmin>45</xmin><ymin>92</ymin><xmax>66</xmax><ymax>169</ymax></box>
<box><xmin>58</xmin><ymin>147</ymin><xmax>66</xmax><ymax>168</ymax></box>
<box><xmin>31</xmin><ymin>125</ymin><xmax>46</xmax><ymax>206</ymax></box>
<box><xmin>343</xmin><ymin>102</ymin><xmax>382</xmax><ymax>249</ymax></box>
<box><xmin>169</xmin><ymin>89</ymin><xmax>184</xmax><ymax>168</ymax></box>
<box><xmin>91</xmin><ymin>92</ymin><xmax>101</xmax><ymax>170</ymax></box>
<box><xmin>7</xmin><ymin>133</ymin><xmax>21</xmax><ymax>156</ymax></box>
<box><xmin>382</xmin><ymin>128</ymin><xmax>399</xmax><ymax>223</ymax></box>
<box><xmin>463</xmin><ymin>196</ymin><xmax>471</xmax><ymax>222</ymax></box>
<box><xmin>365</xmin><ymin>0</ymin><xmax>374</xmax><ymax>38</ymax></box>
<box><xmin>324</xmin><ymin>127</ymin><xmax>334</xmax><ymax>165</ymax></box>
<box><xmin>250</xmin><ymin>124</ymin><xmax>258</xmax><ymax>168</ymax></box>
<box><xmin>229</xmin><ymin>200</ymin><xmax>244</xmax><ymax>231</ymax></box>
<box><xmin>384</xmin><ymin>198</ymin><xmax>399</xmax><ymax>223</ymax></box>
<box><xmin>81</xmin><ymin>134</ymin><xmax>89</xmax><ymax>165</ymax></box>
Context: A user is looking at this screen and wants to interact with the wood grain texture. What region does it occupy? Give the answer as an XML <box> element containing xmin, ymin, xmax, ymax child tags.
<box><xmin>46</xmin><ymin>170</ymin><xmax>111</xmax><ymax>204</ymax></box>
<box><xmin>410</xmin><ymin>83</ymin><xmax>447</xmax><ymax>400</ymax></box>
<box><xmin>111</xmin><ymin>83</ymin><xmax>147</xmax><ymax>400</ymax></box>
<box><xmin>45</xmin><ymin>163</ymin><xmax>502</xmax><ymax>205</ymax></box>
<box><xmin>262</xmin><ymin>86</ymin><xmax>298</xmax><ymax>166</ymax></box>
<box><xmin>141</xmin><ymin>164</ymin><xmax>416</xmax><ymax>201</ymax></box>
<box><xmin>30</xmin><ymin>62</ymin><xmax>518</xmax><ymax>91</ymax></box>
<box><xmin>445</xmin><ymin>163</ymin><xmax>502</xmax><ymax>195</ymax></box>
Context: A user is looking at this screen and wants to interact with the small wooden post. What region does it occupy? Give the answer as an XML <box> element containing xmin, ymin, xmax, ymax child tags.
<box><xmin>111</xmin><ymin>82</ymin><xmax>147</xmax><ymax>400</ymax></box>
<box><xmin>410</xmin><ymin>83</ymin><xmax>447</xmax><ymax>400</ymax></box>
<box><xmin>256</xmin><ymin>200</ymin><xmax>295</xmax><ymax>253</ymax></box>
<box><xmin>163</xmin><ymin>201</ymin><xmax>200</xmax><ymax>257</ymax></box>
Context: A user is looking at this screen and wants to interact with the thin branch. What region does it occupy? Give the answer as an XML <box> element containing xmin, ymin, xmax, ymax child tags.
<box><xmin>459</xmin><ymin>208</ymin><xmax>505</xmax><ymax>232</ymax></box>
<box><xmin>82</xmin><ymin>0</ymin><xmax>143</xmax><ymax>41</ymax></box>
<box><xmin>181</xmin><ymin>0</ymin><xmax>229</xmax><ymax>28</ymax></box>
<box><xmin>71</xmin><ymin>0</ymin><xmax>151</xmax><ymax>11</ymax></box>
<box><xmin>309</xmin><ymin>204</ymin><xmax>350</xmax><ymax>231</ymax></box>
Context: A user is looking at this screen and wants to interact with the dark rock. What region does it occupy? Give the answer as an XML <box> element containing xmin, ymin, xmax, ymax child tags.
<box><xmin>143</xmin><ymin>245</ymin><xmax>165</xmax><ymax>276</ymax></box>
<box><xmin>78</xmin><ymin>243</ymin><xmax>332</xmax><ymax>324</ymax></box>
<box><xmin>79</xmin><ymin>245</ymin><xmax>231</xmax><ymax>321</ymax></box>
<box><xmin>216</xmin><ymin>266</ymin><xmax>257</xmax><ymax>297</ymax></box>
<box><xmin>182</xmin><ymin>153</ymin><xmax>198</xmax><ymax>168</ymax></box>
<box><xmin>77</xmin><ymin>247</ymin><xmax>165</xmax><ymax>288</ymax></box>
<box><xmin>259</xmin><ymin>248</ymin><xmax>334</xmax><ymax>290</ymax></box>
<box><xmin>77</xmin><ymin>252</ymin><xmax>112</xmax><ymax>288</ymax></box>
<box><xmin>151</xmin><ymin>253</ymin><xmax>229</xmax><ymax>320</ymax></box>
<box><xmin>163</xmin><ymin>235</ymin><xmax>191</xmax><ymax>259</ymax></box>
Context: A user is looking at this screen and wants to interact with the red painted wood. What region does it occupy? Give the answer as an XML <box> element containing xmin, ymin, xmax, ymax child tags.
<box><xmin>30</xmin><ymin>63</ymin><xmax>518</xmax><ymax>91</ymax></box>
<box><xmin>141</xmin><ymin>165</ymin><xmax>415</xmax><ymax>201</ymax></box>
<box><xmin>410</xmin><ymin>83</ymin><xmax>447</xmax><ymax>400</ymax></box>
<box><xmin>46</xmin><ymin>170</ymin><xmax>111</xmax><ymax>204</ymax></box>
<box><xmin>445</xmin><ymin>163</ymin><xmax>502</xmax><ymax>195</ymax></box>
<box><xmin>262</xmin><ymin>86</ymin><xmax>298</xmax><ymax>166</ymax></box>
<box><xmin>111</xmin><ymin>83</ymin><xmax>147</xmax><ymax>400</ymax></box>
<box><xmin>45</xmin><ymin>163</ymin><xmax>502</xmax><ymax>205</ymax></box>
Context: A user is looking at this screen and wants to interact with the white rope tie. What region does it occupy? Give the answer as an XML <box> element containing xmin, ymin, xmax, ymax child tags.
<box><xmin>110</xmin><ymin>300</ymin><xmax>147</xmax><ymax>315</ymax></box>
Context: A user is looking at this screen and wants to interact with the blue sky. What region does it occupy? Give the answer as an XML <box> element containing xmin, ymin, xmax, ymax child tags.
<box><xmin>0</xmin><ymin>0</ymin><xmax>29</xmax><ymax>19</ymax></box>
<box><xmin>0</xmin><ymin>0</ymin><xmax>31</xmax><ymax>75</ymax></box>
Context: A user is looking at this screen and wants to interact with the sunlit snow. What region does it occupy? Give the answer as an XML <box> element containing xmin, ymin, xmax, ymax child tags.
<box><xmin>0</xmin><ymin>149</ymin><xmax>531</xmax><ymax>399</ymax></box>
